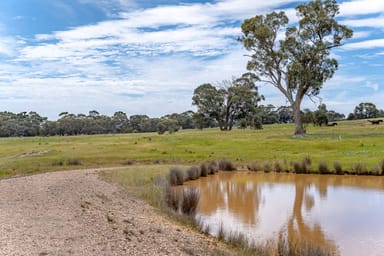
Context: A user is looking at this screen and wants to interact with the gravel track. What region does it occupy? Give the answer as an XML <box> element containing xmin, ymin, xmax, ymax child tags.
<box><xmin>0</xmin><ymin>169</ymin><xmax>232</xmax><ymax>256</ymax></box>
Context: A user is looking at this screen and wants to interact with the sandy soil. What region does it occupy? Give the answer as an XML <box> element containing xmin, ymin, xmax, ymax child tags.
<box><xmin>0</xmin><ymin>169</ymin><xmax>233</xmax><ymax>256</ymax></box>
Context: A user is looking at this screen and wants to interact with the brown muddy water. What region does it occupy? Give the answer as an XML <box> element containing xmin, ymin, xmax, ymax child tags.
<box><xmin>183</xmin><ymin>172</ymin><xmax>384</xmax><ymax>256</ymax></box>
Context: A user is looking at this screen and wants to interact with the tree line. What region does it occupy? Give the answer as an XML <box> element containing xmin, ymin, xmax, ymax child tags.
<box><xmin>0</xmin><ymin>101</ymin><xmax>382</xmax><ymax>137</ymax></box>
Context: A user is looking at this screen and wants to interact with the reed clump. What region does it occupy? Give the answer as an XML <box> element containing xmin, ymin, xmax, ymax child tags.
<box><xmin>186</xmin><ymin>166</ymin><xmax>200</xmax><ymax>180</ymax></box>
<box><xmin>318</xmin><ymin>161</ymin><xmax>329</xmax><ymax>174</ymax></box>
<box><xmin>218</xmin><ymin>159</ymin><xmax>236</xmax><ymax>171</ymax></box>
<box><xmin>169</xmin><ymin>167</ymin><xmax>185</xmax><ymax>186</ymax></box>
<box><xmin>181</xmin><ymin>188</ymin><xmax>200</xmax><ymax>216</ymax></box>
<box><xmin>333</xmin><ymin>161</ymin><xmax>343</xmax><ymax>175</ymax></box>
<box><xmin>200</xmin><ymin>162</ymin><xmax>209</xmax><ymax>177</ymax></box>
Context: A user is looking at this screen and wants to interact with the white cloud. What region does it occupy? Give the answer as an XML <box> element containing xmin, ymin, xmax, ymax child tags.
<box><xmin>344</xmin><ymin>38</ymin><xmax>384</xmax><ymax>50</ymax></box>
<box><xmin>1</xmin><ymin>0</ymin><xmax>384</xmax><ymax>119</ymax></box>
<box><xmin>342</xmin><ymin>16</ymin><xmax>384</xmax><ymax>29</ymax></box>
<box><xmin>339</xmin><ymin>0</ymin><xmax>384</xmax><ymax>16</ymax></box>
<box><xmin>365</xmin><ymin>81</ymin><xmax>379</xmax><ymax>91</ymax></box>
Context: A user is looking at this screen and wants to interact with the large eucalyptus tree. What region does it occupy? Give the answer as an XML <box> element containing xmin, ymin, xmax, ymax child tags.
<box><xmin>240</xmin><ymin>0</ymin><xmax>352</xmax><ymax>135</ymax></box>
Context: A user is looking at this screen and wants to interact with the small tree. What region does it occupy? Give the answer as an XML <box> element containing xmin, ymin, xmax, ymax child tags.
<box><xmin>240</xmin><ymin>0</ymin><xmax>353</xmax><ymax>136</ymax></box>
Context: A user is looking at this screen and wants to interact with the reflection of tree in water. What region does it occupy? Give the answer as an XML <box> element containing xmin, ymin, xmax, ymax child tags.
<box><xmin>191</xmin><ymin>172</ymin><xmax>384</xmax><ymax>254</ymax></box>
<box><xmin>197</xmin><ymin>172</ymin><xmax>262</xmax><ymax>225</ymax></box>
<box><xmin>285</xmin><ymin>175</ymin><xmax>338</xmax><ymax>255</ymax></box>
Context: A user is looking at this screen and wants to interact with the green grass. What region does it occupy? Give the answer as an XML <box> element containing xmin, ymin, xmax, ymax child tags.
<box><xmin>0</xmin><ymin>119</ymin><xmax>383</xmax><ymax>179</ymax></box>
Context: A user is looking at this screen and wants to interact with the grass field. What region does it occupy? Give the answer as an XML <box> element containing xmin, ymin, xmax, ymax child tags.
<box><xmin>0</xmin><ymin>119</ymin><xmax>383</xmax><ymax>179</ymax></box>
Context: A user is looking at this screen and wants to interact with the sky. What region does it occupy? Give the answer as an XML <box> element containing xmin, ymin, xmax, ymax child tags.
<box><xmin>0</xmin><ymin>0</ymin><xmax>383</xmax><ymax>120</ymax></box>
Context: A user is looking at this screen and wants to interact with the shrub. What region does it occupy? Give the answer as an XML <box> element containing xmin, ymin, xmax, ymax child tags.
<box><xmin>169</xmin><ymin>167</ymin><xmax>185</xmax><ymax>186</ymax></box>
<box><xmin>67</xmin><ymin>158</ymin><xmax>82</xmax><ymax>166</ymax></box>
<box><xmin>333</xmin><ymin>161</ymin><xmax>343</xmax><ymax>175</ymax></box>
<box><xmin>301</xmin><ymin>156</ymin><xmax>311</xmax><ymax>173</ymax></box>
<box><xmin>122</xmin><ymin>159</ymin><xmax>134</xmax><ymax>165</ymax></box>
<box><xmin>318</xmin><ymin>161</ymin><xmax>329</xmax><ymax>174</ymax></box>
<box><xmin>181</xmin><ymin>188</ymin><xmax>200</xmax><ymax>216</ymax></box>
<box><xmin>274</xmin><ymin>161</ymin><xmax>283</xmax><ymax>173</ymax></box>
<box><xmin>292</xmin><ymin>161</ymin><xmax>303</xmax><ymax>174</ymax></box>
<box><xmin>187</xmin><ymin>166</ymin><xmax>200</xmax><ymax>180</ymax></box>
<box><xmin>303</xmin><ymin>155</ymin><xmax>312</xmax><ymax>166</ymax></box>
<box><xmin>218</xmin><ymin>159</ymin><xmax>236</xmax><ymax>171</ymax></box>
<box><xmin>200</xmin><ymin>162</ymin><xmax>209</xmax><ymax>177</ymax></box>
<box><xmin>165</xmin><ymin>184</ymin><xmax>179</xmax><ymax>211</ymax></box>
<box><xmin>353</xmin><ymin>163</ymin><xmax>368</xmax><ymax>175</ymax></box>
<box><xmin>247</xmin><ymin>161</ymin><xmax>261</xmax><ymax>172</ymax></box>
<box><xmin>208</xmin><ymin>160</ymin><xmax>219</xmax><ymax>174</ymax></box>
<box><xmin>52</xmin><ymin>159</ymin><xmax>64</xmax><ymax>166</ymax></box>
<box><xmin>263</xmin><ymin>162</ymin><xmax>272</xmax><ymax>173</ymax></box>
<box><xmin>370</xmin><ymin>166</ymin><xmax>381</xmax><ymax>176</ymax></box>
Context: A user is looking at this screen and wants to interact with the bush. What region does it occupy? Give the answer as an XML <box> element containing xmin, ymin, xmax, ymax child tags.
<box><xmin>187</xmin><ymin>166</ymin><xmax>200</xmax><ymax>180</ymax></box>
<box><xmin>169</xmin><ymin>167</ymin><xmax>185</xmax><ymax>186</ymax></box>
<box><xmin>263</xmin><ymin>162</ymin><xmax>272</xmax><ymax>173</ymax></box>
<box><xmin>208</xmin><ymin>160</ymin><xmax>219</xmax><ymax>174</ymax></box>
<box><xmin>67</xmin><ymin>158</ymin><xmax>82</xmax><ymax>166</ymax></box>
<box><xmin>292</xmin><ymin>161</ymin><xmax>303</xmax><ymax>174</ymax></box>
<box><xmin>333</xmin><ymin>161</ymin><xmax>343</xmax><ymax>175</ymax></box>
<box><xmin>301</xmin><ymin>156</ymin><xmax>311</xmax><ymax>173</ymax></box>
<box><xmin>165</xmin><ymin>184</ymin><xmax>179</xmax><ymax>211</ymax></box>
<box><xmin>218</xmin><ymin>159</ymin><xmax>236</xmax><ymax>171</ymax></box>
<box><xmin>318</xmin><ymin>161</ymin><xmax>329</xmax><ymax>174</ymax></box>
<box><xmin>274</xmin><ymin>161</ymin><xmax>283</xmax><ymax>173</ymax></box>
<box><xmin>200</xmin><ymin>162</ymin><xmax>209</xmax><ymax>177</ymax></box>
<box><xmin>181</xmin><ymin>188</ymin><xmax>200</xmax><ymax>215</ymax></box>
<box><xmin>247</xmin><ymin>161</ymin><xmax>261</xmax><ymax>172</ymax></box>
<box><xmin>353</xmin><ymin>163</ymin><xmax>368</xmax><ymax>175</ymax></box>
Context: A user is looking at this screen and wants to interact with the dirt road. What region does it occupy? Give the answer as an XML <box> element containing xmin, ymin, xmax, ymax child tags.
<box><xmin>0</xmin><ymin>169</ymin><xmax>232</xmax><ymax>256</ymax></box>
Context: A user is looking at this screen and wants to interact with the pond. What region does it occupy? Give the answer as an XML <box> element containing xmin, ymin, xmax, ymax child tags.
<box><xmin>184</xmin><ymin>172</ymin><xmax>384</xmax><ymax>256</ymax></box>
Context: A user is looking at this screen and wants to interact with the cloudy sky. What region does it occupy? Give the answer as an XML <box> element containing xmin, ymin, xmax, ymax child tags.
<box><xmin>0</xmin><ymin>0</ymin><xmax>383</xmax><ymax>120</ymax></box>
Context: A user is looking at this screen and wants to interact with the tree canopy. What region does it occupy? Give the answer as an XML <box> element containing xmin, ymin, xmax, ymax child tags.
<box><xmin>192</xmin><ymin>74</ymin><xmax>263</xmax><ymax>131</ymax></box>
<box><xmin>240</xmin><ymin>0</ymin><xmax>353</xmax><ymax>135</ymax></box>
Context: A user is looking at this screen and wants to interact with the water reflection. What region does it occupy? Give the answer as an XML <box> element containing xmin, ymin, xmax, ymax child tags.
<box><xmin>185</xmin><ymin>172</ymin><xmax>384</xmax><ymax>256</ymax></box>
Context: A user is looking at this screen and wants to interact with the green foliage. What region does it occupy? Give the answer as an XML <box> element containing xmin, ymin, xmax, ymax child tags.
<box><xmin>240</xmin><ymin>0</ymin><xmax>353</xmax><ymax>135</ymax></box>
<box><xmin>192</xmin><ymin>74</ymin><xmax>263</xmax><ymax>131</ymax></box>
<box><xmin>353</xmin><ymin>102</ymin><xmax>380</xmax><ymax>119</ymax></box>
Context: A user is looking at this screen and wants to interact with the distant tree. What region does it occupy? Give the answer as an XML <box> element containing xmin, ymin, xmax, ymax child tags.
<box><xmin>239</xmin><ymin>0</ymin><xmax>353</xmax><ymax>135</ymax></box>
<box><xmin>112</xmin><ymin>111</ymin><xmax>130</xmax><ymax>133</ymax></box>
<box><xmin>314</xmin><ymin>104</ymin><xmax>328</xmax><ymax>126</ymax></box>
<box><xmin>192</xmin><ymin>74</ymin><xmax>262</xmax><ymax>131</ymax></box>
<box><xmin>327</xmin><ymin>110</ymin><xmax>345</xmax><ymax>122</ymax></box>
<box><xmin>258</xmin><ymin>104</ymin><xmax>279</xmax><ymax>124</ymax></box>
<box><xmin>302</xmin><ymin>109</ymin><xmax>315</xmax><ymax>127</ymax></box>
<box><xmin>277</xmin><ymin>106</ymin><xmax>294</xmax><ymax>124</ymax></box>
<box><xmin>353</xmin><ymin>102</ymin><xmax>379</xmax><ymax>119</ymax></box>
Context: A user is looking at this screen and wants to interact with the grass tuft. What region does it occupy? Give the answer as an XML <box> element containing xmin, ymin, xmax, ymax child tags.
<box><xmin>186</xmin><ymin>166</ymin><xmax>200</xmax><ymax>180</ymax></box>
<box><xmin>67</xmin><ymin>158</ymin><xmax>82</xmax><ymax>166</ymax></box>
<box><xmin>200</xmin><ymin>162</ymin><xmax>209</xmax><ymax>177</ymax></box>
<box><xmin>218</xmin><ymin>159</ymin><xmax>236</xmax><ymax>171</ymax></box>
<box><xmin>333</xmin><ymin>161</ymin><xmax>343</xmax><ymax>175</ymax></box>
<box><xmin>353</xmin><ymin>163</ymin><xmax>368</xmax><ymax>175</ymax></box>
<box><xmin>181</xmin><ymin>187</ymin><xmax>200</xmax><ymax>216</ymax></box>
<box><xmin>169</xmin><ymin>166</ymin><xmax>185</xmax><ymax>186</ymax></box>
<box><xmin>274</xmin><ymin>161</ymin><xmax>283</xmax><ymax>173</ymax></box>
<box><xmin>318</xmin><ymin>161</ymin><xmax>329</xmax><ymax>174</ymax></box>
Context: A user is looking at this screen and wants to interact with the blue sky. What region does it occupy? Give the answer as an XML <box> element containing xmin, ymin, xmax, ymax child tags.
<box><xmin>0</xmin><ymin>0</ymin><xmax>383</xmax><ymax>120</ymax></box>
